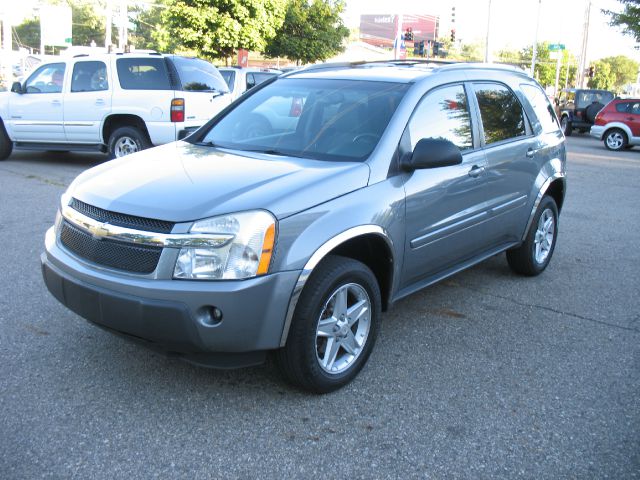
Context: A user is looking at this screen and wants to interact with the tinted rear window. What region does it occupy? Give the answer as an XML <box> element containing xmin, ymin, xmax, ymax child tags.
<box><xmin>521</xmin><ymin>84</ymin><xmax>560</xmax><ymax>134</ymax></box>
<box><xmin>170</xmin><ymin>56</ymin><xmax>229</xmax><ymax>93</ymax></box>
<box><xmin>474</xmin><ymin>83</ymin><xmax>527</xmax><ymax>144</ymax></box>
<box><xmin>116</xmin><ymin>58</ymin><xmax>171</xmax><ymax>90</ymax></box>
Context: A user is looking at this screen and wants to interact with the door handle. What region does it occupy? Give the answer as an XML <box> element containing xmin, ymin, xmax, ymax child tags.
<box><xmin>627</xmin><ymin>117</ymin><xmax>635</xmax><ymax>121</ymax></box>
<box><xmin>51</xmin><ymin>100</ymin><xmax>61</xmax><ymax>105</ymax></box>
<box><xmin>95</xmin><ymin>99</ymin><xmax>105</xmax><ymax>105</ymax></box>
<box><xmin>468</xmin><ymin>165</ymin><xmax>485</xmax><ymax>177</ymax></box>
<box><xmin>526</xmin><ymin>148</ymin><xmax>537</xmax><ymax>158</ymax></box>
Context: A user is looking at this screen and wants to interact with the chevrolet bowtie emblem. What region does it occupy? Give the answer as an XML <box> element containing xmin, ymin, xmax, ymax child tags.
<box><xmin>91</xmin><ymin>223</ymin><xmax>110</xmax><ymax>240</ymax></box>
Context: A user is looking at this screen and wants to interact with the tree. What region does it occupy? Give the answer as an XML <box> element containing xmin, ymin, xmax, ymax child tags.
<box><xmin>459</xmin><ymin>42</ymin><xmax>483</xmax><ymax>62</ymax></box>
<box><xmin>264</xmin><ymin>0</ymin><xmax>349</xmax><ymax>65</ymax></box>
<box><xmin>13</xmin><ymin>18</ymin><xmax>40</xmax><ymax>52</ymax></box>
<box><xmin>604</xmin><ymin>0</ymin><xmax>640</xmax><ymax>42</ymax></box>
<box><xmin>588</xmin><ymin>61</ymin><xmax>615</xmax><ymax>90</ymax></box>
<box><xmin>163</xmin><ymin>0</ymin><xmax>287</xmax><ymax>62</ymax></box>
<box><xmin>130</xmin><ymin>2</ymin><xmax>177</xmax><ymax>52</ymax></box>
<box><xmin>596</xmin><ymin>55</ymin><xmax>639</xmax><ymax>92</ymax></box>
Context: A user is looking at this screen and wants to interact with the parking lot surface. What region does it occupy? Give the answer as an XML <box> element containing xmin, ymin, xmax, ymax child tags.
<box><xmin>1</xmin><ymin>136</ymin><xmax>638</xmax><ymax>479</ymax></box>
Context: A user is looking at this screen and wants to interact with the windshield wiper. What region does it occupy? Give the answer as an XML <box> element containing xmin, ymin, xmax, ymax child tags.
<box><xmin>242</xmin><ymin>148</ymin><xmax>302</xmax><ymax>158</ymax></box>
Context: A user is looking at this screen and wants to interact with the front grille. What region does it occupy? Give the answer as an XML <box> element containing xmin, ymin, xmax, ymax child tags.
<box><xmin>70</xmin><ymin>198</ymin><xmax>174</xmax><ymax>234</ymax></box>
<box><xmin>60</xmin><ymin>221</ymin><xmax>162</xmax><ymax>274</ymax></box>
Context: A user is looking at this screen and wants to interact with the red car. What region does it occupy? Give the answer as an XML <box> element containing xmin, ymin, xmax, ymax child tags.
<box><xmin>590</xmin><ymin>98</ymin><xmax>640</xmax><ymax>151</ymax></box>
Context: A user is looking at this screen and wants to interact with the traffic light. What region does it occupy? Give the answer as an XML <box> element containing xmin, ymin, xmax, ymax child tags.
<box><xmin>588</xmin><ymin>65</ymin><xmax>595</xmax><ymax>78</ymax></box>
<box><xmin>433</xmin><ymin>41</ymin><xmax>440</xmax><ymax>56</ymax></box>
<box><xmin>419</xmin><ymin>40</ymin><xmax>425</xmax><ymax>56</ymax></box>
<box><xmin>450</xmin><ymin>29</ymin><xmax>456</xmax><ymax>42</ymax></box>
<box><xmin>404</xmin><ymin>27</ymin><xmax>413</xmax><ymax>41</ymax></box>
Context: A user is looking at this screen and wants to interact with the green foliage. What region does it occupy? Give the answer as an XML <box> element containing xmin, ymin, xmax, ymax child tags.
<box><xmin>497</xmin><ymin>43</ymin><xmax>579</xmax><ymax>89</ymax></box>
<box><xmin>459</xmin><ymin>42</ymin><xmax>483</xmax><ymax>62</ymax></box>
<box><xmin>164</xmin><ymin>0</ymin><xmax>287</xmax><ymax>61</ymax></box>
<box><xmin>13</xmin><ymin>18</ymin><xmax>40</xmax><ymax>52</ymax></box>
<box><xmin>130</xmin><ymin>1</ymin><xmax>177</xmax><ymax>52</ymax></box>
<box><xmin>264</xmin><ymin>0</ymin><xmax>349</xmax><ymax>65</ymax></box>
<box><xmin>588</xmin><ymin>61</ymin><xmax>615</xmax><ymax>90</ymax></box>
<box><xmin>595</xmin><ymin>55</ymin><xmax>639</xmax><ymax>92</ymax></box>
<box><xmin>604</xmin><ymin>0</ymin><xmax>640</xmax><ymax>42</ymax></box>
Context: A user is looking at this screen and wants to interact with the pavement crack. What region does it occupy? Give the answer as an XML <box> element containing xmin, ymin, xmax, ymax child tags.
<box><xmin>0</xmin><ymin>167</ymin><xmax>67</xmax><ymax>187</ymax></box>
<box><xmin>462</xmin><ymin>285</ymin><xmax>640</xmax><ymax>333</ymax></box>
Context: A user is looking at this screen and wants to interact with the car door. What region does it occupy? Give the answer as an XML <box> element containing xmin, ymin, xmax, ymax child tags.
<box><xmin>63</xmin><ymin>60</ymin><xmax>112</xmax><ymax>143</ymax></box>
<box><xmin>401</xmin><ymin>83</ymin><xmax>491</xmax><ymax>288</ymax></box>
<box><xmin>8</xmin><ymin>62</ymin><xmax>66</xmax><ymax>142</ymax></box>
<box><xmin>471</xmin><ymin>82</ymin><xmax>538</xmax><ymax>244</ymax></box>
<box><xmin>625</xmin><ymin>102</ymin><xmax>640</xmax><ymax>139</ymax></box>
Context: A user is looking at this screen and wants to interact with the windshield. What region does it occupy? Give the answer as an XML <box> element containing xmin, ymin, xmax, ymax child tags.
<box><xmin>197</xmin><ymin>78</ymin><xmax>409</xmax><ymax>162</ymax></box>
<box><xmin>171</xmin><ymin>56</ymin><xmax>229</xmax><ymax>93</ymax></box>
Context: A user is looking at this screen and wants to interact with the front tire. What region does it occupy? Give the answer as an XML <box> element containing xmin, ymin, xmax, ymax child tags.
<box><xmin>108</xmin><ymin>126</ymin><xmax>150</xmax><ymax>159</ymax></box>
<box><xmin>507</xmin><ymin>196</ymin><xmax>559</xmax><ymax>276</ymax></box>
<box><xmin>277</xmin><ymin>255</ymin><xmax>381</xmax><ymax>394</ymax></box>
<box><xmin>603</xmin><ymin>128</ymin><xmax>628</xmax><ymax>151</ymax></box>
<box><xmin>0</xmin><ymin>120</ymin><xmax>13</xmax><ymax>160</ymax></box>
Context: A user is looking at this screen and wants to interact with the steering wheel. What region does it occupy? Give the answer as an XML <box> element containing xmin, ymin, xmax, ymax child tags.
<box><xmin>352</xmin><ymin>133</ymin><xmax>380</xmax><ymax>144</ymax></box>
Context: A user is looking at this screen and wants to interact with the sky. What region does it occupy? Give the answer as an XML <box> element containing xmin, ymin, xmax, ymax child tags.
<box><xmin>344</xmin><ymin>0</ymin><xmax>640</xmax><ymax>63</ymax></box>
<box><xmin>2</xmin><ymin>0</ymin><xmax>638</xmax><ymax>63</ymax></box>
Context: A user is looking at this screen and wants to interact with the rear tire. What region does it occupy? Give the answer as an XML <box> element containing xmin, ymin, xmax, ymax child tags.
<box><xmin>507</xmin><ymin>196</ymin><xmax>559</xmax><ymax>276</ymax></box>
<box><xmin>108</xmin><ymin>126</ymin><xmax>150</xmax><ymax>159</ymax></box>
<box><xmin>603</xmin><ymin>128</ymin><xmax>628</xmax><ymax>151</ymax></box>
<box><xmin>277</xmin><ymin>255</ymin><xmax>381</xmax><ymax>394</ymax></box>
<box><xmin>0</xmin><ymin>120</ymin><xmax>13</xmax><ymax>160</ymax></box>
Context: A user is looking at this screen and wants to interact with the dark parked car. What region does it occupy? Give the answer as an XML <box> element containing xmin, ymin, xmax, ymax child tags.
<box><xmin>556</xmin><ymin>88</ymin><xmax>614</xmax><ymax>136</ymax></box>
<box><xmin>41</xmin><ymin>61</ymin><xmax>566</xmax><ymax>393</ymax></box>
<box><xmin>590</xmin><ymin>98</ymin><xmax>640</xmax><ymax>150</ymax></box>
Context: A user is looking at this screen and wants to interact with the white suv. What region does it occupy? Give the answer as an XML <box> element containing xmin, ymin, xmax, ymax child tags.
<box><xmin>0</xmin><ymin>53</ymin><xmax>231</xmax><ymax>159</ymax></box>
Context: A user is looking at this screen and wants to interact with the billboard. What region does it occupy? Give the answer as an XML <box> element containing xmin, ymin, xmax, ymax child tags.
<box><xmin>360</xmin><ymin>14</ymin><xmax>439</xmax><ymax>48</ymax></box>
<box><xmin>40</xmin><ymin>5</ymin><xmax>72</xmax><ymax>47</ymax></box>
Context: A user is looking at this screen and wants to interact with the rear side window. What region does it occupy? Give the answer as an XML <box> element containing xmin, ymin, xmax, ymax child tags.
<box><xmin>116</xmin><ymin>58</ymin><xmax>171</xmax><ymax>90</ymax></box>
<box><xmin>71</xmin><ymin>61</ymin><xmax>108</xmax><ymax>92</ymax></box>
<box><xmin>170</xmin><ymin>56</ymin><xmax>228</xmax><ymax>93</ymax></box>
<box><xmin>406</xmin><ymin>84</ymin><xmax>473</xmax><ymax>151</ymax></box>
<box><xmin>615</xmin><ymin>102</ymin><xmax>631</xmax><ymax>113</ymax></box>
<box><xmin>521</xmin><ymin>84</ymin><xmax>560</xmax><ymax>134</ymax></box>
<box><xmin>474</xmin><ymin>83</ymin><xmax>526</xmax><ymax>144</ymax></box>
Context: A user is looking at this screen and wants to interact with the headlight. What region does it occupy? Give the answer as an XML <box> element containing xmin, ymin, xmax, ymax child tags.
<box><xmin>173</xmin><ymin>210</ymin><xmax>276</xmax><ymax>280</ymax></box>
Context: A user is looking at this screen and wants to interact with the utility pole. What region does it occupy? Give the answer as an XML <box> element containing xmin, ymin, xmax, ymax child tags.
<box><xmin>484</xmin><ymin>0</ymin><xmax>492</xmax><ymax>63</ymax></box>
<box><xmin>577</xmin><ymin>0</ymin><xmax>592</xmax><ymax>88</ymax></box>
<box><xmin>2</xmin><ymin>12</ymin><xmax>13</xmax><ymax>87</ymax></box>
<box><xmin>119</xmin><ymin>0</ymin><xmax>127</xmax><ymax>49</ymax></box>
<box><xmin>394</xmin><ymin>13</ymin><xmax>403</xmax><ymax>60</ymax></box>
<box><xmin>531</xmin><ymin>0</ymin><xmax>542</xmax><ymax>76</ymax></box>
<box><xmin>105</xmin><ymin>0</ymin><xmax>112</xmax><ymax>49</ymax></box>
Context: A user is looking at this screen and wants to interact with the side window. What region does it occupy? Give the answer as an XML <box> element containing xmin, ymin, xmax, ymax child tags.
<box><xmin>474</xmin><ymin>83</ymin><xmax>526</xmax><ymax>144</ymax></box>
<box><xmin>71</xmin><ymin>61</ymin><xmax>108</xmax><ymax>92</ymax></box>
<box><xmin>24</xmin><ymin>63</ymin><xmax>66</xmax><ymax>94</ymax></box>
<box><xmin>521</xmin><ymin>84</ymin><xmax>560</xmax><ymax>134</ymax></box>
<box><xmin>407</xmin><ymin>84</ymin><xmax>473</xmax><ymax>151</ymax></box>
<box><xmin>631</xmin><ymin>103</ymin><xmax>640</xmax><ymax>115</ymax></box>
<box><xmin>246</xmin><ymin>73</ymin><xmax>256</xmax><ymax>90</ymax></box>
<box><xmin>116</xmin><ymin>58</ymin><xmax>171</xmax><ymax>90</ymax></box>
<box><xmin>616</xmin><ymin>102</ymin><xmax>631</xmax><ymax>113</ymax></box>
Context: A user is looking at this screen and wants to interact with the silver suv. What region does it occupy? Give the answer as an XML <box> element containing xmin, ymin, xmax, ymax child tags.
<box><xmin>41</xmin><ymin>61</ymin><xmax>566</xmax><ymax>393</ymax></box>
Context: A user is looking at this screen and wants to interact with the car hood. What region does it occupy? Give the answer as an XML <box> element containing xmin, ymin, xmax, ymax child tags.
<box><xmin>68</xmin><ymin>142</ymin><xmax>370</xmax><ymax>222</ymax></box>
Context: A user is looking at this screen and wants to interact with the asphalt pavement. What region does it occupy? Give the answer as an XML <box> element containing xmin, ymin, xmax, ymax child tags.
<box><xmin>0</xmin><ymin>136</ymin><xmax>638</xmax><ymax>479</ymax></box>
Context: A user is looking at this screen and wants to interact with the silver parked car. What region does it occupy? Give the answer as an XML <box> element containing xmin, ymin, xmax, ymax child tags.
<box><xmin>41</xmin><ymin>61</ymin><xmax>566</xmax><ymax>393</ymax></box>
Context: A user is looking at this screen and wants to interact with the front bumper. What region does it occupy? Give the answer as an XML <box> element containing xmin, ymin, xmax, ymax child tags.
<box><xmin>41</xmin><ymin>227</ymin><xmax>300</xmax><ymax>366</ymax></box>
<box><xmin>590</xmin><ymin>125</ymin><xmax>604</xmax><ymax>140</ymax></box>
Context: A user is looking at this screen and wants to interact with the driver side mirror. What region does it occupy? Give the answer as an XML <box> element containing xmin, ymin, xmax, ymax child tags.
<box><xmin>402</xmin><ymin>138</ymin><xmax>463</xmax><ymax>171</ymax></box>
<box><xmin>11</xmin><ymin>82</ymin><xmax>23</xmax><ymax>94</ymax></box>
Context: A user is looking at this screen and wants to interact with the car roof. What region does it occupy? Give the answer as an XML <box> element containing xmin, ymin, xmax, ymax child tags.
<box><xmin>283</xmin><ymin>60</ymin><xmax>530</xmax><ymax>84</ymax></box>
